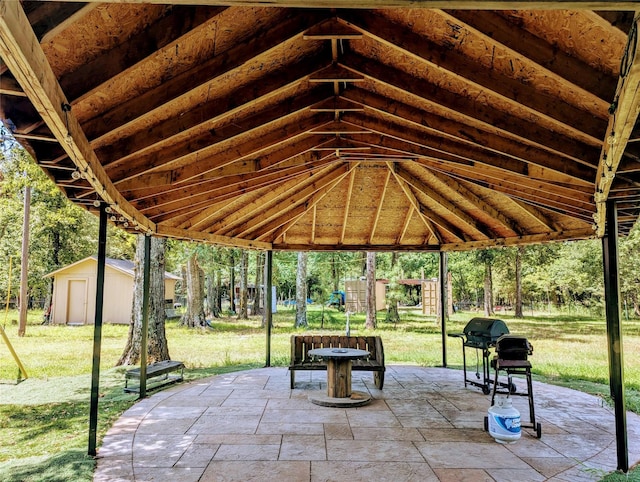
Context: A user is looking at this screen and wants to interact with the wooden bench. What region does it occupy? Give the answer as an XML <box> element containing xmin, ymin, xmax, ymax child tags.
<box><xmin>124</xmin><ymin>360</ymin><xmax>185</xmax><ymax>393</ymax></box>
<box><xmin>289</xmin><ymin>335</ymin><xmax>385</xmax><ymax>389</ymax></box>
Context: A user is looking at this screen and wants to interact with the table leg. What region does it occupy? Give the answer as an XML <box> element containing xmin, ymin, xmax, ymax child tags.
<box><xmin>327</xmin><ymin>358</ymin><xmax>351</xmax><ymax>398</ymax></box>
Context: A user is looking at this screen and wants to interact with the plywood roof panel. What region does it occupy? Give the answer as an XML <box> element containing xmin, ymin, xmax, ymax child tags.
<box><xmin>1</xmin><ymin>1</ymin><xmax>639</xmax><ymax>250</ymax></box>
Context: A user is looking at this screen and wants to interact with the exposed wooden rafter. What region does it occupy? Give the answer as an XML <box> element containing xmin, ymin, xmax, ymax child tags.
<box><xmin>1</xmin><ymin>1</ymin><xmax>638</xmax><ymax>251</ymax></box>
<box><xmin>0</xmin><ymin>1</ymin><xmax>155</xmax><ymax>234</ymax></box>
<box><xmin>595</xmin><ymin>13</ymin><xmax>640</xmax><ymax>236</ymax></box>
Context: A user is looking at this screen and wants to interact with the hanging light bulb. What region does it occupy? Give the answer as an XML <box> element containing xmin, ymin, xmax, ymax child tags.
<box><xmin>594</xmin><ymin>191</ymin><xmax>604</xmax><ymax>203</ymax></box>
<box><xmin>604</xmin><ymin>167</ymin><xmax>615</xmax><ymax>181</ymax></box>
<box><xmin>71</xmin><ymin>170</ymin><xmax>81</xmax><ymax>180</ymax></box>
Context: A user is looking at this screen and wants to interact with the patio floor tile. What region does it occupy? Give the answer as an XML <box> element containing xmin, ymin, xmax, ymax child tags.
<box><xmin>95</xmin><ymin>366</ymin><xmax>640</xmax><ymax>481</ymax></box>
<box><xmin>200</xmin><ymin>461</ymin><xmax>310</xmax><ymax>481</ymax></box>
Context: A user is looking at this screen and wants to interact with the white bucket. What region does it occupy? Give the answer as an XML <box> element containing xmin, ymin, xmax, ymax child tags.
<box><xmin>488</xmin><ymin>395</ymin><xmax>521</xmax><ymax>444</ymax></box>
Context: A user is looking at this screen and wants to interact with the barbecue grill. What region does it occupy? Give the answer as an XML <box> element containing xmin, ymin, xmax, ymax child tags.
<box><xmin>488</xmin><ymin>335</ymin><xmax>542</xmax><ymax>438</ymax></box>
<box><xmin>448</xmin><ymin>317</ymin><xmax>510</xmax><ymax>394</ymax></box>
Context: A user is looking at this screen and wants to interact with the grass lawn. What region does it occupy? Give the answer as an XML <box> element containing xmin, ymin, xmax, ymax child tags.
<box><xmin>0</xmin><ymin>306</ymin><xmax>639</xmax><ymax>481</ymax></box>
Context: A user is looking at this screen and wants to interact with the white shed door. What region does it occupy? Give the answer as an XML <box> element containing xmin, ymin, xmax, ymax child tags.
<box><xmin>67</xmin><ymin>279</ymin><xmax>87</xmax><ymax>324</ymax></box>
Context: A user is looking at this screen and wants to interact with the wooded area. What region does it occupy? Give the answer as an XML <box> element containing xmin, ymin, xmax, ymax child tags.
<box><xmin>1</xmin><ymin>143</ymin><xmax>639</xmax><ymax>329</ymax></box>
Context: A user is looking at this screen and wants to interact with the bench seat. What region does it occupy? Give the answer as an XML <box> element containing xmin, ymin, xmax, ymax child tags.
<box><xmin>289</xmin><ymin>335</ymin><xmax>385</xmax><ymax>389</ymax></box>
<box><xmin>124</xmin><ymin>360</ymin><xmax>184</xmax><ymax>393</ymax></box>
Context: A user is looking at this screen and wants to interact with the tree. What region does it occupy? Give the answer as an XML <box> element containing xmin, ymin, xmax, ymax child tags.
<box><xmin>515</xmin><ymin>246</ymin><xmax>524</xmax><ymax>318</ymax></box>
<box><xmin>18</xmin><ymin>185</ymin><xmax>30</xmax><ymax>337</ymax></box>
<box><xmin>272</xmin><ymin>251</ymin><xmax>297</xmax><ymax>301</ymax></box>
<box><xmin>477</xmin><ymin>249</ymin><xmax>496</xmax><ymax>317</ymax></box>
<box><xmin>545</xmin><ymin>240</ymin><xmax>603</xmax><ymax>311</ymax></box>
<box><xmin>206</xmin><ymin>267</ymin><xmax>220</xmax><ymax>318</ymax></box>
<box><xmin>229</xmin><ymin>250</ymin><xmax>236</xmax><ymax>314</ymax></box>
<box><xmin>117</xmin><ymin>236</ymin><xmax>170</xmax><ymax>365</ymax></box>
<box><xmin>206</xmin><ymin>246</ymin><xmax>231</xmax><ymax>317</ymax></box>
<box><xmin>237</xmin><ymin>249</ymin><xmax>249</xmax><ymax>319</ymax></box>
<box><xmin>198</xmin><ymin>246</ymin><xmax>221</xmax><ymax>318</ymax></box>
<box><xmin>295</xmin><ymin>251</ymin><xmax>308</xmax><ymax>328</ymax></box>
<box><xmin>0</xmin><ymin>144</ymin><xmax>136</xmax><ymax>316</ymax></box>
<box><xmin>448</xmin><ymin>251</ymin><xmax>484</xmax><ymax>309</ymax></box>
<box><xmin>330</xmin><ymin>253</ymin><xmax>340</xmax><ymax>291</ymax></box>
<box><xmin>181</xmin><ymin>252</ymin><xmax>207</xmax><ymax>328</ymax></box>
<box><xmin>253</xmin><ymin>251</ymin><xmax>264</xmax><ymax>317</ymax></box>
<box><xmin>365</xmin><ymin>251</ymin><xmax>377</xmax><ymax>329</ymax></box>
<box><xmin>385</xmin><ymin>252</ymin><xmax>401</xmax><ymax>324</ymax></box>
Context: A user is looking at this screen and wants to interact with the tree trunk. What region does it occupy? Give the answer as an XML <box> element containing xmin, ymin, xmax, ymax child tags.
<box><xmin>237</xmin><ymin>250</ymin><xmax>249</xmax><ymax>319</ymax></box>
<box><xmin>365</xmin><ymin>251</ymin><xmax>377</xmax><ymax>329</ymax></box>
<box><xmin>331</xmin><ymin>253</ymin><xmax>339</xmax><ymax>291</ymax></box>
<box><xmin>295</xmin><ymin>252</ymin><xmax>308</xmax><ymax>328</ymax></box>
<box><xmin>215</xmin><ymin>269</ymin><xmax>222</xmax><ymax>316</ymax></box>
<box><xmin>386</xmin><ymin>252</ymin><xmax>400</xmax><ymax>324</ymax></box>
<box><xmin>483</xmin><ymin>260</ymin><xmax>494</xmax><ymax>317</ymax></box>
<box><xmin>117</xmin><ymin>235</ymin><xmax>170</xmax><ymax>366</ymax></box>
<box><xmin>515</xmin><ymin>246</ymin><xmax>524</xmax><ymax>318</ymax></box>
<box><xmin>229</xmin><ymin>252</ymin><xmax>236</xmax><ymax>314</ymax></box>
<box><xmin>181</xmin><ymin>253</ymin><xmax>207</xmax><ymax>328</ymax></box>
<box><xmin>208</xmin><ymin>267</ymin><xmax>221</xmax><ymax>318</ymax></box>
<box><xmin>206</xmin><ymin>272</ymin><xmax>213</xmax><ymax>317</ymax></box>
<box><xmin>18</xmin><ymin>186</ymin><xmax>30</xmax><ymax>337</ymax></box>
<box><xmin>253</xmin><ymin>251</ymin><xmax>263</xmax><ymax>316</ymax></box>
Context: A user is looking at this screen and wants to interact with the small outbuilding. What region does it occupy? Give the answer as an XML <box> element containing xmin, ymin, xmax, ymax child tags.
<box><xmin>45</xmin><ymin>257</ymin><xmax>180</xmax><ymax>325</ymax></box>
<box><xmin>344</xmin><ymin>279</ymin><xmax>387</xmax><ymax>313</ymax></box>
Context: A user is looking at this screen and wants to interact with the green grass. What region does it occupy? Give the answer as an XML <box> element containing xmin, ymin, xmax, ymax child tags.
<box><xmin>1</xmin><ymin>306</ymin><xmax>639</xmax><ymax>480</ymax></box>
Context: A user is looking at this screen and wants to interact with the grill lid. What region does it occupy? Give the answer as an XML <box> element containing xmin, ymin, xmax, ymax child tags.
<box><xmin>495</xmin><ymin>335</ymin><xmax>533</xmax><ymax>360</ymax></box>
<box><xmin>463</xmin><ymin>317</ymin><xmax>509</xmax><ymax>346</ymax></box>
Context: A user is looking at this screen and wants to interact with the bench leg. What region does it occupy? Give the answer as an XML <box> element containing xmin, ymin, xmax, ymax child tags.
<box><xmin>290</xmin><ymin>370</ymin><xmax>295</xmax><ymax>389</ymax></box>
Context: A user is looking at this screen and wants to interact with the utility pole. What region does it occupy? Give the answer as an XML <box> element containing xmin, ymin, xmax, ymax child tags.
<box><xmin>18</xmin><ymin>184</ymin><xmax>30</xmax><ymax>337</ymax></box>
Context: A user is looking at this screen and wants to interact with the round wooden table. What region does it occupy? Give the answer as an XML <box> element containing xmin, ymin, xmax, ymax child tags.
<box><xmin>307</xmin><ymin>347</ymin><xmax>372</xmax><ymax>407</ymax></box>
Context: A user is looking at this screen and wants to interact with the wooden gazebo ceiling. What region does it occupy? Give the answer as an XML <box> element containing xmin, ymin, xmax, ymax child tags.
<box><xmin>1</xmin><ymin>1</ymin><xmax>640</xmax><ymax>251</ymax></box>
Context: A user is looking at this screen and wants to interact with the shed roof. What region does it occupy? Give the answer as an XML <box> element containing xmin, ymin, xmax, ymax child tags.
<box><xmin>44</xmin><ymin>256</ymin><xmax>181</xmax><ymax>280</ymax></box>
<box><xmin>1</xmin><ymin>1</ymin><xmax>639</xmax><ymax>251</ymax></box>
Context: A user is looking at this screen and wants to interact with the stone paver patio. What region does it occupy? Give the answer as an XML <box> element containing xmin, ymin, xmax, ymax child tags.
<box><xmin>94</xmin><ymin>366</ymin><xmax>640</xmax><ymax>481</ymax></box>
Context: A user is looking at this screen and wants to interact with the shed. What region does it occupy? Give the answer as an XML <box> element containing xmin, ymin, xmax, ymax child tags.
<box><xmin>344</xmin><ymin>279</ymin><xmax>386</xmax><ymax>313</ymax></box>
<box><xmin>45</xmin><ymin>257</ymin><xmax>180</xmax><ymax>325</ymax></box>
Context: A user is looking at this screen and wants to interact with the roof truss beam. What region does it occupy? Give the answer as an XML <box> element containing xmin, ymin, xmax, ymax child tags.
<box><xmin>340</xmin><ymin>51</ymin><xmax>601</xmax><ymax>166</ymax></box>
<box><xmin>107</xmin><ymin>89</ymin><xmax>334</xmax><ymax>185</ymax></box>
<box><xmin>340</xmin><ymin>10</ymin><xmax>607</xmax><ymax>142</ymax></box>
<box><xmin>65</xmin><ymin>1</ymin><xmax>640</xmax><ymax>11</ymax></box>
<box><xmin>80</xmin><ymin>8</ymin><xmax>331</xmax><ymax>142</ymax></box>
<box><xmin>96</xmin><ymin>49</ymin><xmax>333</xmax><ymax>168</ymax></box>
<box><xmin>341</xmin><ymin>87</ymin><xmax>595</xmax><ymax>188</ymax></box>
<box><xmin>0</xmin><ymin>1</ymin><xmax>155</xmax><ymax>234</ymax></box>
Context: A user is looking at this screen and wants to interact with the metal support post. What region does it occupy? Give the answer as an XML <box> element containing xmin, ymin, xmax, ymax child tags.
<box><xmin>264</xmin><ymin>250</ymin><xmax>273</xmax><ymax>367</ymax></box>
<box><xmin>139</xmin><ymin>234</ymin><xmax>151</xmax><ymax>399</ymax></box>
<box><xmin>602</xmin><ymin>199</ymin><xmax>628</xmax><ymax>472</ymax></box>
<box><xmin>439</xmin><ymin>251</ymin><xmax>448</xmax><ymax>368</ymax></box>
<box><xmin>88</xmin><ymin>203</ymin><xmax>107</xmax><ymax>456</ymax></box>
